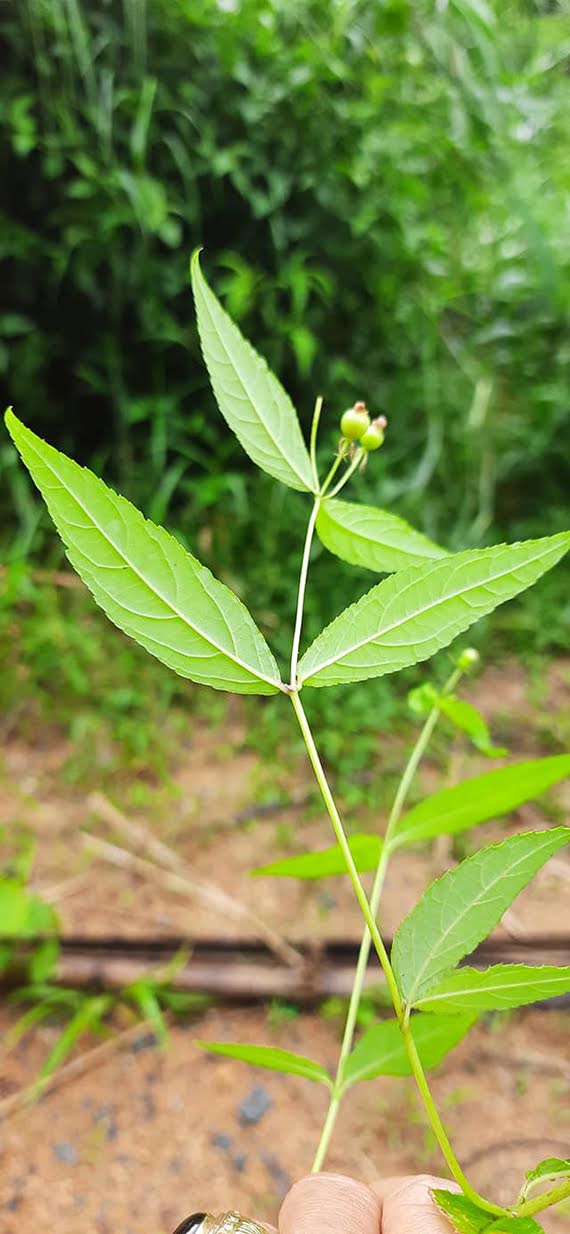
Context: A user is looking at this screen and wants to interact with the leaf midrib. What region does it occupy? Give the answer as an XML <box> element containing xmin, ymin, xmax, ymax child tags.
<box><xmin>401</xmin><ymin>835</ymin><xmax>563</xmax><ymax>1007</ymax></box>
<box><xmin>300</xmin><ymin>542</ymin><xmax>561</xmax><ymax>680</ymax></box>
<box><xmin>323</xmin><ymin>500</ymin><xmax>446</xmax><ymax>560</ymax></box>
<box><xmin>417</xmin><ymin>968</ymin><xmax>570</xmax><ymax>1008</ymax></box>
<box><xmin>197</xmin><ymin>277</ymin><xmax>312</xmax><ymax>492</ymax></box>
<box><xmin>26</xmin><ymin>434</ymin><xmax>282</xmax><ymax>691</ymax></box>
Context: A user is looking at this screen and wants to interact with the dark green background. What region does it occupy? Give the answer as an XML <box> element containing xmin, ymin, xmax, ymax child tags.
<box><xmin>2</xmin><ymin>0</ymin><xmax>569</xmax><ymax>657</ymax></box>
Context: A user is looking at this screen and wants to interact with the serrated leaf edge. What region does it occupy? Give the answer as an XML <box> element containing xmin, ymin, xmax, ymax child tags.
<box><xmin>394</xmin><ymin>828</ymin><xmax>570</xmax><ymax>1008</ymax></box>
<box><xmin>298</xmin><ymin>536</ymin><xmax>570</xmax><ymax>684</ymax></box>
<box><xmin>6</xmin><ymin>411</ymin><xmax>283</xmax><ymax>693</ymax></box>
<box><xmin>191</xmin><ymin>253</ymin><xmax>314</xmax><ymax>493</ymax></box>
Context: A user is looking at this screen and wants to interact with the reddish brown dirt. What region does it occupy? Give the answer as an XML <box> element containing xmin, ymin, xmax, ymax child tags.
<box><xmin>0</xmin><ymin>659</ymin><xmax>569</xmax><ymax>1232</ymax></box>
<box><xmin>0</xmin><ymin>1007</ymin><xmax>569</xmax><ymax>1233</ymax></box>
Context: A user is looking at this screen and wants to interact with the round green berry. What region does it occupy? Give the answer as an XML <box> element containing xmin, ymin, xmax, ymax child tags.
<box><xmin>340</xmin><ymin>402</ymin><xmax>370</xmax><ymax>441</ymax></box>
<box><xmin>360</xmin><ymin>420</ymin><xmax>385</xmax><ymax>451</ymax></box>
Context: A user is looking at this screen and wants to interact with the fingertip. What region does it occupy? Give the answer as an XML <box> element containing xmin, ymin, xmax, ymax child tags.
<box><xmin>378</xmin><ymin>1175</ymin><xmax>462</xmax><ymax>1234</ymax></box>
<box><xmin>279</xmin><ymin>1173</ymin><xmax>380</xmax><ymax>1234</ymax></box>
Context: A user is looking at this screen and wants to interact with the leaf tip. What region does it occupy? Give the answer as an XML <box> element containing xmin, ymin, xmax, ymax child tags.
<box><xmin>4</xmin><ymin>406</ymin><xmax>18</xmax><ymax>435</ymax></box>
<box><xmin>190</xmin><ymin>246</ymin><xmax>204</xmax><ymax>282</ymax></box>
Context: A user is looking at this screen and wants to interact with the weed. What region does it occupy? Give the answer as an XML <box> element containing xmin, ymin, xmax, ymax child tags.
<box><xmin>4</xmin><ymin>256</ymin><xmax>570</xmax><ymax>1231</ymax></box>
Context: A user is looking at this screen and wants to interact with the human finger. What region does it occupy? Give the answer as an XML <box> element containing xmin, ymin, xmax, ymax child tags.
<box><xmin>278</xmin><ymin>1172</ymin><xmax>381</xmax><ymax>1234</ymax></box>
<box><xmin>374</xmin><ymin>1173</ymin><xmax>461</xmax><ymax>1234</ymax></box>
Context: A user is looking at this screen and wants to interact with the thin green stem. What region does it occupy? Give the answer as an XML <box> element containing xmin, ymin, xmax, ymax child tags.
<box><xmin>514</xmin><ymin>1178</ymin><xmax>570</xmax><ymax>1220</ymax></box>
<box><xmin>384</xmin><ymin>671</ymin><xmax>460</xmax><ymax>850</ymax></box>
<box><xmin>292</xmin><ymin>689</ymin><xmax>504</xmax><ymax>1216</ymax></box>
<box><xmin>319</xmin><ymin>441</ymin><xmax>349</xmax><ymax>497</ymax></box>
<box><xmin>311</xmin><ymin>667</ymin><xmax>462</xmax><ymax>1173</ymax></box>
<box><xmin>327</xmin><ymin>448</ymin><xmax>364</xmax><ymax>498</ymax></box>
<box><xmin>289</xmin><ymin>691</ymin><xmax>401</xmax><ymax>1013</ymax></box>
<box><xmin>290</xmin><ymin>499</ymin><xmax>320</xmax><ymax>689</ymax></box>
<box><xmin>310</xmin><ymin>396</ymin><xmax>323</xmax><ymax>492</ymax></box>
<box><xmin>311</xmin><ymin>1093</ymin><xmax>341</xmax><ymax>1173</ymax></box>
<box><xmin>400</xmin><ymin>1024</ymin><xmax>502</xmax><ymax>1216</ymax></box>
<box><xmin>310</xmin><ymin>911</ymin><xmax>373</xmax><ymax>1171</ymax></box>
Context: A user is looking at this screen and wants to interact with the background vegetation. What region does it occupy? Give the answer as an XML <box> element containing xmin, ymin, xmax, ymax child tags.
<box><xmin>1</xmin><ymin>0</ymin><xmax>569</xmax><ymax>769</ymax></box>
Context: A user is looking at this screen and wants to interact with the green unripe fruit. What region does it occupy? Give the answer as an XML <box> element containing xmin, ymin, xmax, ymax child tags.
<box><xmin>457</xmin><ymin>647</ymin><xmax>480</xmax><ymax>671</ymax></box>
<box><xmin>340</xmin><ymin>402</ymin><xmax>370</xmax><ymax>441</ymax></box>
<box><xmin>360</xmin><ymin>418</ymin><xmax>385</xmax><ymax>452</ymax></box>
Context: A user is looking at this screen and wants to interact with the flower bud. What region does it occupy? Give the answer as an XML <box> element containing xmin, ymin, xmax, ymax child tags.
<box><xmin>340</xmin><ymin>401</ymin><xmax>370</xmax><ymax>441</ymax></box>
<box><xmin>457</xmin><ymin>647</ymin><xmax>480</xmax><ymax>671</ymax></box>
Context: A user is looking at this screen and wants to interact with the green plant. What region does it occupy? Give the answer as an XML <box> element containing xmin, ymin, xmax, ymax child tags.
<box><xmin>1</xmin><ymin>892</ymin><xmax>208</xmax><ymax>1099</ymax></box>
<box><xmin>4</xmin><ymin>254</ymin><xmax>570</xmax><ymax>1231</ymax></box>
<box><xmin>0</xmin><ymin>825</ymin><xmax>59</xmax><ymax>978</ymax></box>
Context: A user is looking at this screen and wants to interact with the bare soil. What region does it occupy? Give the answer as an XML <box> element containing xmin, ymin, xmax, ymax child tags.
<box><xmin>0</xmin><ymin>1007</ymin><xmax>569</xmax><ymax>1233</ymax></box>
<box><xmin>0</xmin><ymin>659</ymin><xmax>569</xmax><ymax>1232</ymax></box>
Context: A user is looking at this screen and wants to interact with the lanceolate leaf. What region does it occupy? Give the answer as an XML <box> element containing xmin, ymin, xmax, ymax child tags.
<box><xmin>5</xmin><ymin>411</ymin><xmax>282</xmax><ymax>696</ymax></box>
<box><xmin>430</xmin><ymin>1191</ymin><xmax>491</xmax><ymax>1234</ymax></box>
<box><xmin>252</xmin><ymin>833</ymin><xmax>381</xmax><ymax>880</ymax></box>
<box><xmin>343</xmin><ymin>1013</ymin><xmax>475</xmax><ymax>1088</ymax></box>
<box><xmin>521</xmin><ymin>1158</ymin><xmax>570</xmax><ymax>1200</ymax></box>
<box><xmin>431</xmin><ymin>1192</ymin><xmax>544</xmax><ymax>1234</ymax></box>
<box><xmin>392</xmin><ymin>755</ymin><xmax>570</xmax><ymax>849</ymax></box>
<box><xmin>191</xmin><ymin>253</ymin><xmax>314</xmax><ymax>492</ymax></box>
<box><xmin>196</xmin><ymin>1041</ymin><xmax>331</xmax><ymax>1087</ymax></box>
<box><xmin>297</xmin><ymin>537</ymin><xmax>570</xmax><ymax>689</ymax></box>
<box><xmin>316</xmin><ymin>497</ymin><xmax>448</xmax><ymax>573</ymax></box>
<box><xmin>408</xmin><ymin>685</ymin><xmax>506</xmax><ymax>756</ymax></box>
<box><xmin>416</xmin><ymin>964</ymin><xmax>570</xmax><ymax>1013</ymax></box>
<box><xmin>392</xmin><ymin>829</ymin><xmax>570</xmax><ymax>1008</ymax></box>
<box><xmin>436</xmin><ymin>696</ymin><xmax>507</xmax><ymax>758</ymax></box>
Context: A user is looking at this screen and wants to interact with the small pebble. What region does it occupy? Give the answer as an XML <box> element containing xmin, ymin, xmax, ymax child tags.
<box><xmin>239</xmin><ymin>1085</ymin><xmax>272</xmax><ymax>1126</ymax></box>
<box><xmin>212</xmin><ymin>1131</ymin><xmax>232</xmax><ymax>1152</ymax></box>
<box><xmin>53</xmin><ymin>1141</ymin><xmax>78</xmax><ymax>1165</ymax></box>
<box><xmin>233</xmin><ymin>1152</ymin><xmax>248</xmax><ymax>1173</ymax></box>
<box><xmin>129</xmin><ymin>1031</ymin><xmax>158</xmax><ymax>1054</ymax></box>
<box><xmin>261</xmin><ymin>1151</ymin><xmax>292</xmax><ymax>1199</ymax></box>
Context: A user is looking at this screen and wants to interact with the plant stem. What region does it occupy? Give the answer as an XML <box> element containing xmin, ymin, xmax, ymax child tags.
<box><xmin>319</xmin><ymin>441</ymin><xmax>349</xmax><ymax>497</ymax></box>
<box><xmin>310</xmin><ymin>396</ymin><xmax>323</xmax><ymax>492</ymax></box>
<box><xmin>289</xmin><ymin>691</ymin><xmax>401</xmax><ymax>1011</ymax></box>
<box><xmin>310</xmin><ymin>918</ymin><xmax>372</xmax><ymax>1171</ymax></box>
<box><xmin>289</xmin><ymin>499</ymin><xmax>320</xmax><ymax>689</ymax></box>
<box><xmin>399</xmin><ymin>1021</ymin><xmax>505</xmax><ymax>1214</ymax></box>
<box><xmin>311</xmin><ymin>667</ymin><xmax>461</xmax><ymax>1172</ymax></box>
<box><xmin>327</xmin><ymin>448</ymin><xmax>364</xmax><ymax>498</ymax></box>
<box><xmin>514</xmin><ymin>1178</ymin><xmax>570</xmax><ymax>1220</ymax></box>
<box><xmin>292</xmin><ymin>689</ymin><xmax>504</xmax><ymax>1216</ymax></box>
<box><xmin>311</xmin><ymin>1092</ymin><xmax>342</xmax><ymax>1172</ymax></box>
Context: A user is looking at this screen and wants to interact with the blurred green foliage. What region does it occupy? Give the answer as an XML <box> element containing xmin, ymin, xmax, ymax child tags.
<box><xmin>1</xmin><ymin>0</ymin><xmax>569</xmax><ymax>749</ymax></box>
